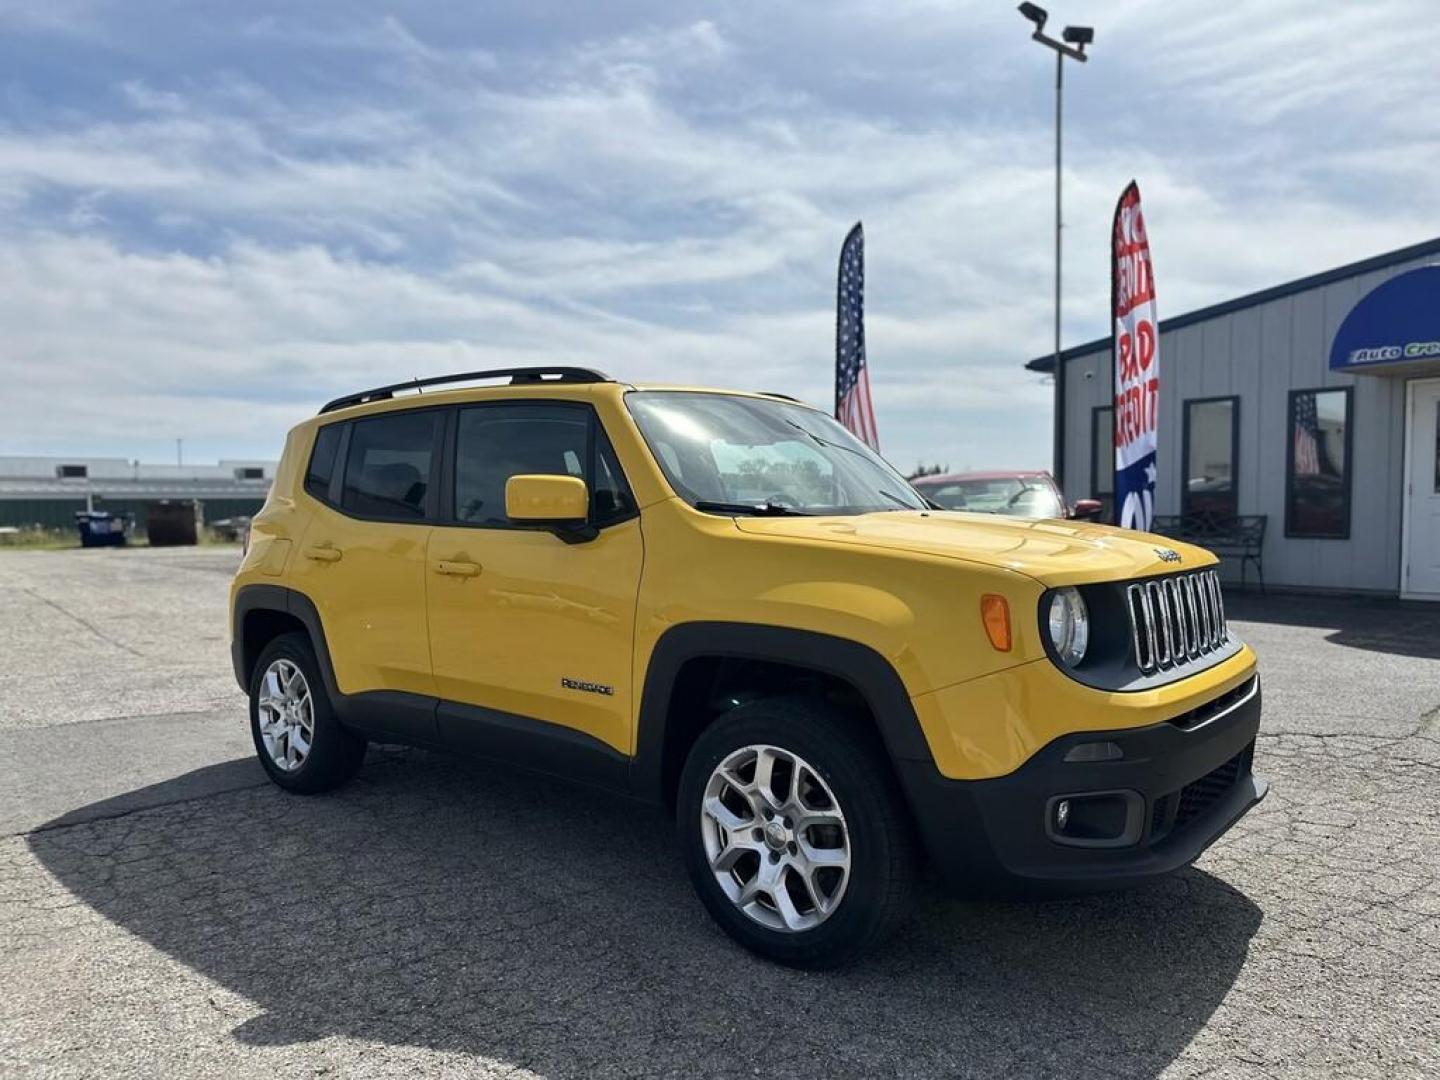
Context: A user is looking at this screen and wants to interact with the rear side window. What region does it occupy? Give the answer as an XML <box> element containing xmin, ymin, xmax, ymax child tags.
<box><xmin>341</xmin><ymin>411</ymin><xmax>438</xmax><ymax>520</ymax></box>
<box><xmin>304</xmin><ymin>424</ymin><xmax>343</xmax><ymax>502</ymax></box>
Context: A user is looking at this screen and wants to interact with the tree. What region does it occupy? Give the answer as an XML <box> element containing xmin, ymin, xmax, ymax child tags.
<box><xmin>906</xmin><ymin>462</ymin><xmax>949</xmax><ymax>481</ymax></box>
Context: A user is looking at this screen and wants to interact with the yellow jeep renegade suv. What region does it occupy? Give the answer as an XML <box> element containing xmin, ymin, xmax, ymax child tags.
<box><xmin>231</xmin><ymin>367</ymin><xmax>1266</xmax><ymax>967</ymax></box>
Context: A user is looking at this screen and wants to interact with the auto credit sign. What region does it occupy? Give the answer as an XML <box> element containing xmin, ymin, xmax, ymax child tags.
<box><xmin>1330</xmin><ymin>265</ymin><xmax>1440</xmax><ymax>372</ymax></box>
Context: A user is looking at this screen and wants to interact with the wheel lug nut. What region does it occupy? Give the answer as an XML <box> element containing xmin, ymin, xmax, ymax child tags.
<box><xmin>782</xmin><ymin>817</ymin><xmax>792</xmax><ymax>829</ymax></box>
<box><xmin>787</xmin><ymin>841</ymin><xmax>798</xmax><ymax>855</ymax></box>
<box><xmin>768</xmin><ymin>851</ymin><xmax>780</xmax><ymax>863</ymax></box>
<box><xmin>753</xmin><ymin>828</ymin><xmax>764</xmax><ymax>841</ymax></box>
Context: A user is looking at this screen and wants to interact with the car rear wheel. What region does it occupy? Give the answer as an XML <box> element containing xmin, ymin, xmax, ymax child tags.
<box><xmin>249</xmin><ymin>632</ymin><xmax>365</xmax><ymax>794</ymax></box>
<box><xmin>677</xmin><ymin>697</ymin><xmax>916</xmax><ymax>968</ymax></box>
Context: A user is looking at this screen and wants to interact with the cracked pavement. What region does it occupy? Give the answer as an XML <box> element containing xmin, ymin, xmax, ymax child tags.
<box><xmin>0</xmin><ymin>548</ymin><xmax>1437</xmax><ymax>1078</ymax></box>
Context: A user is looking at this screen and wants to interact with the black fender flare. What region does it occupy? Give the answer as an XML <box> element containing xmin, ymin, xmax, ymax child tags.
<box><xmin>629</xmin><ymin>621</ymin><xmax>933</xmax><ymax>805</ymax></box>
<box><xmin>231</xmin><ymin>584</ymin><xmax>342</xmax><ymax>702</ymax></box>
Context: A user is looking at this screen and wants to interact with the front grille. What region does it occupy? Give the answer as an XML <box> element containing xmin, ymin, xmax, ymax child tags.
<box><xmin>1166</xmin><ymin>675</ymin><xmax>1256</xmax><ymax>731</ymax></box>
<box><xmin>1125</xmin><ymin>568</ymin><xmax>1227</xmax><ymax>674</ymax></box>
<box><xmin>1150</xmin><ymin>741</ymin><xmax>1254</xmax><ymax>840</ymax></box>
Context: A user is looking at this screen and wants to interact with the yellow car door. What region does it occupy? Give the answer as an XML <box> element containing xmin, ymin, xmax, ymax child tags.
<box><xmin>426</xmin><ymin>401</ymin><xmax>644</xmax><ymax>766</ymax></box>
<box><xmin>289</xmin><ymin>408</ymin><xmax>442</xmax><ymax>741</ymax></box>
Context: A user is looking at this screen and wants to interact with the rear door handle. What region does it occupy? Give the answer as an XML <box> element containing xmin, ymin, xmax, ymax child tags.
<box><xmin>303</xmin><ymin>545</ymin><xmax>343</xmax><ymax>563</ymax></box>
<box><xmin>433</xmin><ymin>560</ymin><xmax>481</xmax><ymax>577</ymax></box>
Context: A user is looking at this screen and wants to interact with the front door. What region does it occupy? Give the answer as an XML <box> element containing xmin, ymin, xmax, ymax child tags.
<box><xmin>426</xmin><ymin>401</ymin><xmax>643</xmax><ymax>757</ymax></box>
<box><xmin>1404</xmin><ymin>378</ymin><xmax>1440</xmax><ymax>599</ymax></box>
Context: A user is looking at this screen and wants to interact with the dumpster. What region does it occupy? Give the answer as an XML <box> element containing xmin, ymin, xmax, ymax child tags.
<box><xmin>145</xmin><ymin>500</ymin><xmax>202</xmax><ymax>547</ymax></box>
<box><xmin>74</xmin><ymin>511</ymin><xmax>133</xmax><ymax>548</ymax></box>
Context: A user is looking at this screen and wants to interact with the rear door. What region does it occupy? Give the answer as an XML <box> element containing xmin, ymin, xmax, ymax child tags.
<box><xmin>290</xmin><ymin>408</ymin><xmax>442</xmax><ymax>738</ymax></box>
<box><xmin>426</xmin><ymin>401</ymin><xmax>643</xmax><ymax>760</ymax></box>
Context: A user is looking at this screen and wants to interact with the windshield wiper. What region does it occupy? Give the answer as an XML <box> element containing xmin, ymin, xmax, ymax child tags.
<box><xmin>876</xmin><ymin>488</ymin><xmax>921</xmax><ymax>510</ymax></box>
<box><xmin>693</xmin><ymin>500</ymin><xmax>811</xmax><ymax>517</ymax></box>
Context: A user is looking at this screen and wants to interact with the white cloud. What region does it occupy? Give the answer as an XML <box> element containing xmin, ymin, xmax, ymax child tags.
<box><xmin>0</xmin><ymin>1</ymin><xmax>1436</xmax><ymax>474</ymax></box>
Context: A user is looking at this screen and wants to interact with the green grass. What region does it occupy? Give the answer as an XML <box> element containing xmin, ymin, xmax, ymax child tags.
<box><xmin>0</xmin><ymin>527</ymin><xmax>243</xmax><ymax>551</ymax></box>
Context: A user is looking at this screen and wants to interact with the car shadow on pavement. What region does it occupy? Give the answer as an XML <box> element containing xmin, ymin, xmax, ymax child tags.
<box><xmin>29</xmin><ymin>749</ymin><xmax>1261</xmax><ymax>1079</ymax></box>
<box><xmin>1226</xmin><ymin>589</ymin><xmax>1440</xmax><ymax>660</ymax></box>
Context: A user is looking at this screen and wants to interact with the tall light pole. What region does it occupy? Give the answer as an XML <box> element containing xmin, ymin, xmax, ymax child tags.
<box><xmin>1018</xmin><ymin>3</ymin><xmax>1093</xmax><ymax>491</ymax></box>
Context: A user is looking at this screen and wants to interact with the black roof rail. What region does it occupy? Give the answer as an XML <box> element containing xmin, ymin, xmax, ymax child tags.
<box><xmin>761</xmin><ymin>391</ymin><xmax>803</xmax><ymax>403</ymax></box>
<box><xmin>319</xmin><ymin>367</ymin><xmax>612</xmax><ymax>415</ymax></box>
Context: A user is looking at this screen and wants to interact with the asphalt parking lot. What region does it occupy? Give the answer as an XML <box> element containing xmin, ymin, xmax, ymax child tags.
<box><xmin>1</xmin><ymin>548</ymin><xmax>1437</xmax><ymax>1078</ymax></box>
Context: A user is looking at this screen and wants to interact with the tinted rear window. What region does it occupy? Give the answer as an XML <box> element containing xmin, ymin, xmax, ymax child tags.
<box><xmin>341</xmin><ymin>412</ymin><xmax>437</xmax><ymax>520</ymax></box>
<box><xmin>305</xmin><ymin>424</ymin><xmax>343</xmax><ymax>502</ymax></box>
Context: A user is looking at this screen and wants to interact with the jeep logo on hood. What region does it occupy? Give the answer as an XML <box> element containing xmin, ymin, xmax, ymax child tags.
<box><xmin>1154</xmin><ymin>547</ymin><xmax>1182</xmax><ymax>564</ymax></box>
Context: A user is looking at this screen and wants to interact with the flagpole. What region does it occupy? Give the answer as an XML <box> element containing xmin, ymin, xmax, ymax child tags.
<box><xmin>1053</xmin><ymin>49</ymin><xmax>1064</xmax><ymax>488</ymax></box>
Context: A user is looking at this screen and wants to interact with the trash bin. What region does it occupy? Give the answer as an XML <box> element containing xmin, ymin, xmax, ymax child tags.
<box><xmin>145</xmin><ymin>500</ymin><xmax>202</xmax><ymax>547</ymax></box>
<box><xmin>74</xmin><ymin>511</ymin><xmax>133</xmax><ymax>548</ymax></box>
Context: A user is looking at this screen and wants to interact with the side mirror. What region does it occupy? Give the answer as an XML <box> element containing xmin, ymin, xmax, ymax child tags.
<box><xmin>505</xmin><ymin>474</ymin><xmax>594</xmax><ymax>542</ymax></box>
<box><xmin>1071</xmin><ymin>498</ymin><xmax>1104</xmax><ymax>522</ymax></box>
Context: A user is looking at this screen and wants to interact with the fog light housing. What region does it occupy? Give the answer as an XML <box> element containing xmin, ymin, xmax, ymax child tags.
<box><xmin>1045</xmin><ymin>791</ymin><xmax>1144</xmax><ymax>848</ymax></box>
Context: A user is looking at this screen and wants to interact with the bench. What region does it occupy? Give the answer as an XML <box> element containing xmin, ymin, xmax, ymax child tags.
<box><xmin>1150</xmin><ymin>512</ymin><xmax>1267</xmax><ymax>593</ymax></box>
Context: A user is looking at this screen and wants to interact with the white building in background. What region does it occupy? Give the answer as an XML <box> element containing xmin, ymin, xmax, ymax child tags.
<box><xmin>0</xmin><ymin>455</ymin><xmax>276</xmax><ymax>528</ymax></box>
<box><xmin>1030</xmin><ymin>236</ymin><xmax>1440</xmax><ymax>599</ymax></box>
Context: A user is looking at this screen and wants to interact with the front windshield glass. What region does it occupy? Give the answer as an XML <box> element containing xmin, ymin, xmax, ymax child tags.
<box><xmin>625</xmin><ymin>391</ymin><xmax>927</xmax><ymax>515</ymax></box>
<box><xmin>918</xmin><ymin>477</ymin><xmax>1064</xmax><ymax>519</ymax></box>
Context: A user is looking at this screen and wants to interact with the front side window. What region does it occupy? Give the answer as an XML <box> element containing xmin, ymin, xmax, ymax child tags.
<box><xmin>453</xmin><ymin>403</ymin><xmax>634</xmax><ymax>527</ymax></box>
<box><xmin>1286</xmin><ymin>387</ymin><xmax>1352</xmax><ymax>538</ymax></box>
<box><xmin>341</xmin><ymin>411</ymin><xmax>437</xmax><ymax>520</ymax></box>
<box><xmin>1183</xmin><ymin>397</ymin><xmax>1238</xmax><ymax>519</ymax></box>
<box><xmin>919</xmin><ymin>477</ymin><xmax>1064</xmax><ymax>518</ymax></box>
<box><xmin>625</xmin><ymin>391</ymin><xmax>926</xmax><ymax>515</ymax></box>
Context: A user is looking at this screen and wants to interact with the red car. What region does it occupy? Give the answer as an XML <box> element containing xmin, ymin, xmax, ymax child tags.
<box><xmin>910</xmin><ymin>470</ymin><xmax>1103</xmax><ymax>521</ymax></box>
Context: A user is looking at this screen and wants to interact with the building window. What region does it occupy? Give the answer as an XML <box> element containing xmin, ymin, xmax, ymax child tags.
<box><xmin>56</xmin><ymin>464</ymin><xmax>88</xmax><ymax>479</ymax></box>
<box><xmin>1089</xmin><ymin>406</ymin><xmax>1114</xmax><ymax>522</ymax></box>
<box><xmin>1286</xmin><ymin>387</ymin><xmax>1353</xmax><ymax>539</ymax></box>
<box><xmin>1090</xmin><ymin>406</ymin><xmax>1113</xmax><ymax>495</ymax></box>
<box><xmin>1182</xmin><ymin>397</ymin><xmax>1239</xmax><ymax>519</ymax></box>
<box><xmin>234</xmin><ymin>466</ymin><xmax>265</xmax><ymax>480</ymax></box>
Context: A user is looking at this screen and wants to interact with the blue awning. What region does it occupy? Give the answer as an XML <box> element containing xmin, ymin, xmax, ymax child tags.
<box><xmin>1330</xmin><ymin>265</ymin><xmax>1440</xmax><ymax>372</ymax></box>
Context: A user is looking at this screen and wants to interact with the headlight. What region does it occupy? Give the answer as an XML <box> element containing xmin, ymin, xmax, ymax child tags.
<box><xmin>1046</xmin><ymin>587</ymin><xmax>1089</xmax><ymax>666</ymax></box>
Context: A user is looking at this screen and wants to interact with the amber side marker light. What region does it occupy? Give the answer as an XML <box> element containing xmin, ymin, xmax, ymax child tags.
<box><xmin>980</xmin><ymin>594</ymin><xmax>1012</xmax><ymax>652</ymax></box>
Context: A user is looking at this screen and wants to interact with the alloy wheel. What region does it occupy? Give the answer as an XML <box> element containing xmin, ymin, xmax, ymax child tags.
<box><xmin>256</xmin><ymin>658</ymin><xmax>314</xmax><ymax>772</ymax></box>
<box><xmin>700</xmin><ymin>744</ymin><xmax>851</xmax><ymax>932</ymax></box>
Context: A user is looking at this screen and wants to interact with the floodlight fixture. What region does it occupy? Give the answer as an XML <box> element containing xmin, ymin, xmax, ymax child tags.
<box><xmin>1018</xmin><ymin>3</ymin><xmax>1048</xmax><ymax>30</ymax></box>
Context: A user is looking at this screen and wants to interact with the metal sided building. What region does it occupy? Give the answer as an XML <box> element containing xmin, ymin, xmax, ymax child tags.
<box><xmin>0</xmin><ymin>456</ymin><xmax>276</xmax><ymax>529</ymax></box>
<box><xmin>1027</xmin><ymin>236</ymin><xmax>1440</xmax><ymax>599</ymax></box>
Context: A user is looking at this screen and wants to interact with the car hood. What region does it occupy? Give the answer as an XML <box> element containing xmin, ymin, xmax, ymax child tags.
<box><xmin>732</xmin><ymin>510</ymin><xmax>1216</xmax><ymax>586</ymax></box>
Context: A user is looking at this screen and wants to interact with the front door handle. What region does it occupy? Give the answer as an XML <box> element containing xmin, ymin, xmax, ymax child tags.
<box><xmin>433</xmin><ymin>559</ymin><xmax>481</xmax><ymax>577</ymax></box>
<box><xmin>303</xmin><ymin>545</ymin><xmax>343</xmax><ymax>563</ymax></box>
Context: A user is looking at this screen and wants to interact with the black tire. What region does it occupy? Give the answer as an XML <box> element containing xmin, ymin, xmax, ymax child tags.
<box><xmin>248</xmin><ymin>631</ymin><xmax>366</xmax><ymax>794</ymax></box>
<box><xmin>676</xmin><ymin>697</ymin><xmax>917</xmax><ymax>968</ymax></box>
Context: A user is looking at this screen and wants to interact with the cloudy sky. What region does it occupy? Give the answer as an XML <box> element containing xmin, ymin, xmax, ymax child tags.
<box><xmin>1</xmin><ymin>1</ymin><xmax>1436</xmax><ymax>472</ymax></box>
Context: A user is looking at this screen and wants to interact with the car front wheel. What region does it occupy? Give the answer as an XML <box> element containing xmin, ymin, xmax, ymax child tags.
<box><xmin>676</xmin><ymin>697</ymin><xmax>916</xmax><ymax>968</ymax></box>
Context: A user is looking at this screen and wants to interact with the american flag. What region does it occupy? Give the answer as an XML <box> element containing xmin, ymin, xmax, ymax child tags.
<box><xmin>835</xmin><ymin>222</ymin><xmax>879</xmax><ymax>450</ymax></box>
<box><xmin>1293</xmin><ymin>392</ymin><xmax>1322</xmax><ymax>476</ymax></box>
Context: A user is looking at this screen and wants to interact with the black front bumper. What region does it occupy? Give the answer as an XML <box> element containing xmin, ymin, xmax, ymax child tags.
<box><xmin>897</xmin><ymin>675</ymin><xmax>1267</xmax><ymax>897</ymax></box>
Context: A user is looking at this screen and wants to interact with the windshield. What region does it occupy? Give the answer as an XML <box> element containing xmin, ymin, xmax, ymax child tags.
<box><xmin>917</xmin><ymin>477</ymin><xmax>1064</xmax><ymax>519</ymax></box>
<box><xmin>625</xmin><ymin>391</ymin><xmax>927</xmax><ymax>515</ymax></box>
